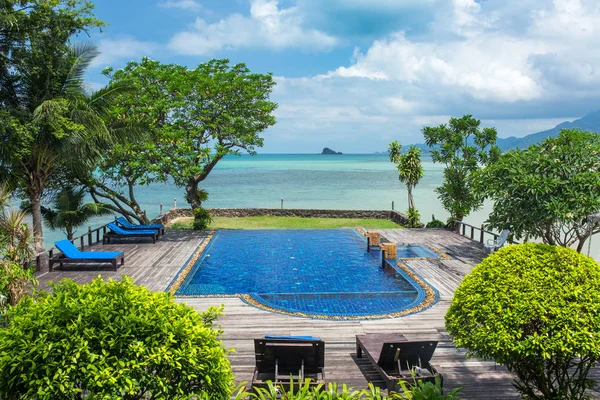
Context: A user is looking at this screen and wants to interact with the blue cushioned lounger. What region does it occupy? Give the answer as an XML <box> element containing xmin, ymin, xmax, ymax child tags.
<box><xmin>116</xmin><ymin>217</ymin><xmax>164</xmax><ymax>235</ymax></box>
<box><xmin>104</xmin><ymin>223</ymin><xmax>159</xmax><ymax>244</ymax></box>
<box><xmin>50</xmin><ymin>240</ymin><xmax>124</xmax><ymax>271</ymax></box>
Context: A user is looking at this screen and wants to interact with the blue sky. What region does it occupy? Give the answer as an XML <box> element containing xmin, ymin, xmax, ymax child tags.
<box><xmin>83</xmin><ymin>0</ymin><xmax>600</xmax><ymax>153</ymax></box>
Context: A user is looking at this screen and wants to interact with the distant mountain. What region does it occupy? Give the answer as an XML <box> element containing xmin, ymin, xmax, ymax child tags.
<box><xmin>378</xmin><ymin>110</ymin><xmax>600</xmax><ymax>154</ymax></box>
<box><xmin>495</xmin><ymin>110</ymin><xmax>600</xmax><ymax>150</ymax></box>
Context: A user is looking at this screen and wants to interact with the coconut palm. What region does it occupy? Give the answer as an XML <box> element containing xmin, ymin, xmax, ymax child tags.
<box><xmin>41</xmin><ymin>186</ymin><xmax>113</xmax><ymax>240</ymax></box>
<box><xmin>0</xmin><ymin>41</ymin><xmax>138</xmax><ymax>263</ymax></box>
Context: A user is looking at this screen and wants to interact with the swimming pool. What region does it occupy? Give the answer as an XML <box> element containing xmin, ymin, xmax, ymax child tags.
<box><xmin>174</xmin><ymin>229</ymin><xmax>438</xmax><ymax>318</ymax></box>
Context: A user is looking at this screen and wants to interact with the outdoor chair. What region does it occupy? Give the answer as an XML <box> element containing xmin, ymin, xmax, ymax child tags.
<box><xmin>115</xmin><ymin>216</ymin><xmax>165</xmax><ymax>236</ymax></box>
<box><xmin>50</xmin><ymin>239</ymin><xmax>124</xmax><ymax>271</ymax></box>
<box><xmin>251</xmin><ymin>336</ymin><xmax>325</xmax><ymax>391</ymax></box>
<box><xmin>104</xmin><ymin>223</ymin><xmax>159</xmax><ymax>244</ymax></box>
<box><xmin>484</xmin><ymin>229</ymin><xmax>510</xmax><ymax>254</ymax></box>
<box><xmin>356</xmin><ymin>333</ymin><xmax>441</xmax><ymax>393</ymax></box>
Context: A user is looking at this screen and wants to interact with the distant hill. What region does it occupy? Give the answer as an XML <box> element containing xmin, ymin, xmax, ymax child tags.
<box><xmin>495</xmin><ymin>110</ymin><xmax>600</xmax><ymax>150</ymax></box>
<box><xmin>321</xmin><ymin>147</ymin><xmax>342</xmax><ymax>155</ymax></box>
<box><xmin>382</xmin><ymin>110</ymin><xmax>600</xmax><ymax>153</ymax></box>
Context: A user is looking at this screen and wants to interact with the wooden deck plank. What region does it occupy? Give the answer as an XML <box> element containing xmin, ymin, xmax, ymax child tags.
<box><xmin>35</xmin><ymin>228</ymin><xmax>600</xmax><ymax>399</ymax></box>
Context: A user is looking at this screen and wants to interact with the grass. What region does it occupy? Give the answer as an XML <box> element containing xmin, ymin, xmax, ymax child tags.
<box><xmin>169</xmin><ymin>216</ymin><xmax>403</xmax><ymax>230</ymax></box>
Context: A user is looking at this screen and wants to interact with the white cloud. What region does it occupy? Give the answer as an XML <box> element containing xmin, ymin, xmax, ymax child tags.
<box><xmin>259</xmin><ymin>0</ymin><xmax>600</xmax><ymax>152</ymax></box>
<box><xmin>158</xmin><ymin>0</ymin><xmax>202</xmax><ymax>11</ymax></box>
<box><xmin>91</xmin><ymin>37</ymin><xmax>160</xmax><ymax>69</ymax></box>
<box><xmin>168</xmin><ymin>0</ymin><xmax>336</xmax><ymax>55</ymax></box>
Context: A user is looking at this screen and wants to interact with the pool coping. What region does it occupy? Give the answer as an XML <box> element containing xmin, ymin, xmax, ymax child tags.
<box><xmin>170</xmin><ymin>228</ymin><xmax>443</xmax><ymax>320</ymax></box>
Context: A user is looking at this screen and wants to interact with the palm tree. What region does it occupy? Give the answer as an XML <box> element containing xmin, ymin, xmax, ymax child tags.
<box><xmin>0</xmin><ymin>41</ymin><xmax>136</xmax><ymax>265</ymax></box>
<box><xmin>41</xmin><ymin>186</ymin><xmax>113</xmax><ymax>241</ymax></box>
<box><xmin>389</xmin><ymin>142</ymin><xmax>425</xmax><ymax>226</ymax></box>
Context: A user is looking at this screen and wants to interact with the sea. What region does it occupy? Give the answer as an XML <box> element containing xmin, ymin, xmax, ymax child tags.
<box><xmin>40</xmin><ymin>153</ymin><xmax>599</xmax><ymax>261</ymax></box>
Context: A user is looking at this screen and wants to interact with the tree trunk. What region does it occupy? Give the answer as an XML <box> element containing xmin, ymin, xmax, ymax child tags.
<box><xmin>407</xmin><ymin>186</ymin><xmax>414</xmax><ymax>210</ymax></box>
<box><xmin>186</xmin><ymin>180</ymin><xmax>201</xmax><ymax>210</ymax></box>
<box><xmin>28</xmin><ymin>189</ymin><xmax>47</xmax><ymax>272</ymax></box>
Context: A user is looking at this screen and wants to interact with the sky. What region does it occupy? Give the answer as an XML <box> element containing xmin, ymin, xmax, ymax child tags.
<box><xmin>82</xmin><ymin>0</ymin><xmax>600</xmax><ymax>153</ymax></box>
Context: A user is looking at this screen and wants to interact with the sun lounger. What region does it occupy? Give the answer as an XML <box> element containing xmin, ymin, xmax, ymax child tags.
<box><xmin>252</xmin><ymin>336</ymin><xmax>325</xmax><ymax>391</ymax></box>
<box><xmin>484</xmin><ymin>229</ymin><xmax>510</xmax><ymax>254</ymax></box>
<box><xmin>50</xmin><ymin>239</ymin><xmax>124</xmax><ymax>271</ymax></box>
<box><xmin>115</xmin><ymin>216</ymin><xmax>164</xmax><ymax>235</ymax></box>
<box><xmin>103</xmin><ymin>223</ymin><xmax>158</xmax><ymax>244</ymax></box>
<box><xmin>356</xmin><ymin>333</ymin><xmax>441</xmax><ymax>392</ymax></box>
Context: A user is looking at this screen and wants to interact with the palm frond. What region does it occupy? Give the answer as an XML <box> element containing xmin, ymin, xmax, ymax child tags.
<box><xmin>60</xmin><ymin>42</ymin><xmax>100</xmax><ymax>98</ymax></box>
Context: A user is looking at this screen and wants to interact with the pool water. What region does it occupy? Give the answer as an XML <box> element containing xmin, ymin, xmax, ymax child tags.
<box><xmin>175</xmin><ymin>229</ymin><xmax>436</xmax><ymax>318</ymax></box>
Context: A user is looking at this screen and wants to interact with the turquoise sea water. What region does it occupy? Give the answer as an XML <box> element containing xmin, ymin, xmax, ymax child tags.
<box><xmin>40</xmin><ymin>154</ymin><xmax>599</xmax><ymax>261</ymax></box>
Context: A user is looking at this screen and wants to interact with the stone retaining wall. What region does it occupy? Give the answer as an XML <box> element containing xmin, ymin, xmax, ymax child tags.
<box><xmin>152</xmin><ymin>207</ymin><xmax>414</xmax><ymax>227</ymax></box>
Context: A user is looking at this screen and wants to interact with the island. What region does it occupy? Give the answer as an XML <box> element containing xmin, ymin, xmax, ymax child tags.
<box><xmin>321</xmin><ymin>147</ymin><xmax>343</xmax><ymax>155</ymax></box>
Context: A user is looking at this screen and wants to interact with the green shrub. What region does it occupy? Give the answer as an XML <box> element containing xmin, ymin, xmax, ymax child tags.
<box><xmin>445</xmin><ymin>243</ymin><xmax>600</xmax><ymax>399</ymax></box>
<box><xmin>399</xmin><ymin>376</ymin><xmax>462</xmax><ymax>399</ymax></box>
<box><xmin>406</xmin><ymin>208</ymin><xmax>421</xmax><ymax>228</ymax></box>
<box><xmin>193</xmin><ymin>207</ymin><xmax>213</xmax><ymax>230</ymax></box>
<box><xmin>0</xmin><ymin>277</ymin><xmax>233</xmax><ymax>399</ymax></box>
<box><xmin>425</xmin><ymin>219</ymin><xmax>445</xmax><ymax>229</ymax></box>
<box><xmin>0</xmin><ymin>260</ymin><xmax>38</xmax><ymax>307</ymax></box>
<box><xmin>232</xmin><ymin>379</ymin><xmax>461</xmax><ymax>399</ymax></box>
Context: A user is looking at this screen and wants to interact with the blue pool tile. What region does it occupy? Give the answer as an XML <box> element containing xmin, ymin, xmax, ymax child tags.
<box><xmin>175</xmin><ymin>229</ymin><xmax>435</xmax><ymax>317</ymax></box>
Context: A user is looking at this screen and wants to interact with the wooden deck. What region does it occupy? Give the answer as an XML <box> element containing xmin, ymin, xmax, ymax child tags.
<box><xmin>37</xmin><ymin>228</ymin><xmax>600</xmax><ymax>399</ymax></box>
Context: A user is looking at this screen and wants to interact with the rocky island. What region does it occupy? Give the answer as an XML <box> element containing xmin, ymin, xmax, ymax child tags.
<box><xmin>321</xmin><ymin>147</ymin><xmax>343</xmax><ymax>155</ymax></box>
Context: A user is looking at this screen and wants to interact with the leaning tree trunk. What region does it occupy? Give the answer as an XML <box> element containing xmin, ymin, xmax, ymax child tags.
<box><xmin>185</xmin><ymin>180</ymin><xmax>202</xmax><ymax>210</ymax></box>
<box><xmin>28</xmin><ymin>183</ymin><xmax>47</xmax><ymax>272</ymax></box>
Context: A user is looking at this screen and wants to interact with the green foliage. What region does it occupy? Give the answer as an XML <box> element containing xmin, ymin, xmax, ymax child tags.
<box><xmin>192</xmin><ymin>207</ymin><xmax>213</xmax><ymax>230</ymax></box>
<box><xmin>231</xmin><ymin>379</ymin><xmax>460</xmax><ymax>399</ymax></box>
<box><xmin>398</xmin><ymin>376</ymin><xmax>462</xmax><ymax>400</ymax></box>
<box><xmin>423</xmin><ymin>115</ymin><xmax>500</xmax><ymax>222</ymax></box>
<box><xmin>445</xmin><ymin>243</ymin><xmax>600</xmax><ymax>399</ymax></box>
<box><xmin>0</xmin><ymin>261</ymin><xmax>38</xmax><ymax>307</ymax></box>
<box><xmin>0</xmin><ymin>277</ymin><xmax>233</xmax><ymax>399</ymax></box>
<box><xmin>406</xmin><ymin>208</ymin><xmax>421</xmax><ymax>228</ymax></box>
<box><xmin>97</xmin><ymin>57</ymin><xmax>278</xmax><ymax>217</ymax></box>
<box><xmin>473</xmin><ymin>129</ymin><xmax>600</xmax><ymax>252</ymax></box>
<box><xmin>425</xmin><ymin>219</ymin><xmax>446</xmax><ymax>229</ymax></box>
<box><xmin>36</xmin><ymin>186</ymin><xmax>113</xmax><ymax>240</ymax></box>
<box><xmin>0</xmin><ymin>1</ymin><xmax>120</xmax><ymax>254</ymax></box>
<box><xmin>0</xmin><ymin>184</ymin><xmax>37</xmax><ymax>307</ymax></box>
<box><xmin>388</xmin><ymin>141</ymin><xmax>425</xmax><ymax>213</ymax></box>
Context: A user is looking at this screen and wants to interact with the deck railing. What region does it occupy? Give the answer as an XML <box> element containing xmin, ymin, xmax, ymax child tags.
<box><xmin>34</xmin><ymin>222</ymin><xmax>112</xmax><ymax>271</ymax></box>
<box><xmin>450</xmin><ymin>221</ymin><xmax>510</xmax><ymax>245</ymax></box>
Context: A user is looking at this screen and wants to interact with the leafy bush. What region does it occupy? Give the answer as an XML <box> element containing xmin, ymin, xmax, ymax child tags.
<box><xmin>232</xmin><ymin>379</ymin><xmax>461</xmax><ymax>399</ymax></box>
<box><xmin>406</xmin><ymin>208</ymin><xmax>421</xmax><ymax>228</ymax></box>
<box><xmin>445</xmin><ymin>243</ymin><xmax>600</xmax><ymax>399</ymax></box>
<box><xmin>0</xmin><ymin>277</ymin><xmax>233</xmax><ymax>399</ymax></box>
<box><xmin>0</xmin><ymin>261</ymin><xmax>38</xmax><ymax>307</ymax></box>
<box><xmin>399</xmin><ymin>377</ymin><xmax>462</xmax><ymax>400</ymax></box>
<box><xmin>193</xmin><ymin>207</ymin><xmax>213</xmax><ymax>230</ymax></box>
<box><xmin>425</xmin><ymin>219</ymin><xmax>445</xmax><ymax>229</ymax></box>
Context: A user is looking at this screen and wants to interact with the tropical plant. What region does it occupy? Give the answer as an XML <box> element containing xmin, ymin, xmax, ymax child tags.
<box><xmin>0</xmin><ymin>185</ymin><xmax>38</xmax><ymax>307</ymax></box>
<box><xmin>425</xmin><ymin>218</ymin><xmax>445</xmax><ymax>229</ymax></box>
<box><xmin>38</xmin><ymin>186</ymin><xmax>112</xmax><ymax>240</ymax></box>
<box><xmin>473</xmin><ymin>129</ymin><xmax>600</xmax><ymax>252</ymax></box>
<box><xmin>398</xmin><ymin>376</ymin><xmax>462</xmax><ymax>400</ymax></box>
<box><xmin>193</xmin><ymin>207</ymin><xmax>213</xmax><ymax>231</ymax></box>
<box><xmin>230</xmin><ymin>379</ymin><xmax>461</xmax><ymax>399</ymax></box>
<box><xmin>422</xmin><ymin>115</ymin><xmax>501</xmax><ymax>223</ymax></box>
<box><xmin>406</xmin><ymin>207</ymin><xmax>421</xmax><ymax>228</ymax></box>
<box><xmin>92</xmin><ymin>58</ymin><xmax>278</xmax><ymax>226</ymax></box>
<box><xmin>389</xmin><ymin>142</ymin><xmax>425</xmax><ymax>212</ymax></box>
<box><xmin>445</xmin><ymin>243</ymin><xmax>600</xmax><ymax>399</ymax></box>
<box><xmin>0</xmin><ymin>261</ymin><xmax>38</xmax><ymax>307</ymax></box>
<box><xmin>0</xmin><ymin>277</ymin><xmax>234</xmax><ymax>399</ymax></box>
<box><xmin>0</xmin><ymin>1</ymin><xmax>131</xmax><ymax>267</ymax></box>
